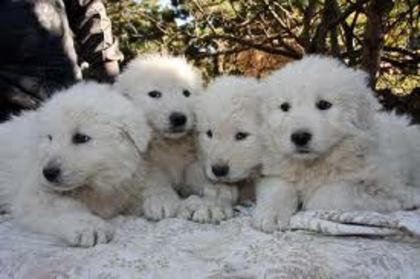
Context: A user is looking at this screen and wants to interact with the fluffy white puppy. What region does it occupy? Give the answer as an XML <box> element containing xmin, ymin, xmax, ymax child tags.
<box><xmin>9</xmin><ymin>82</ymin><xmax>151</xmax><ymax>247</ymax></box>
<box><xmin>254</xmin><ymin>56</ymin><xmax>420</xmax><ymax>232</ymax></box>
<box><xmin>179</xmin><ymin>76</ymin><xmax>263</xmax><ymax>223</ymax></box>
<box><xmin>116</xmin><ymin>54</ymin><xmax>202</xmax><ymax>220</ymax></box>
<box><xmin>0</xmin><ymin>112</ymin><xmax>38</xmax><ymax>213</ymax></box>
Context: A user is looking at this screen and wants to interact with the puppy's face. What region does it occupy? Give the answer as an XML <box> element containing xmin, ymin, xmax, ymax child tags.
<box><xmin>262</xmin><ymin>58</ymin><xmax>376</xmax><ymax>161</ymax></box>
<box><xmin>36</xmin><ymin>84</ymin><xmax>151</xmax><ymax>193</ymax></box>
<box><xmin>117</xmin><ymin>55</ymin><xmax>202</xmax><ymax>139</ymax></box>
<box><xmin>196</xmin><ymin>78</ymin><xmax>262</xmax><ymax>183</ymax></box>
<box><xmin>129</xmin><ymin>84</ymin><xmax>196</xmax><ymax>139</ymax></box>
<box><xmin>38</xmin><ymin>122</ymin><xmax>137</xmax><ymax>192</ymax></box>
<box><xmin>263</xmin><ymin>92</ymin><xmax>348</xmax><ymax>159</ymax></box>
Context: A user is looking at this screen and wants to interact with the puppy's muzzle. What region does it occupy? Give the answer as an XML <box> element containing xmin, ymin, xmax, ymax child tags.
<box><xmin>211</xmin><ymin>164</ymin><xmax>230</xmax><ymax>177</ymax></box>
<box><xmin>169</xmin><ymin>112</ymin><xmax>187</xmax><ymax>129</ymax></box>
<box><xmin>43</xmin><ymin>161</ymin><xmax>62</xmax><ymax>183</ymax></box>
<box><xmin>291</xmin><ymin>130</ymin><xmax>312</xmax><ymax>147</ymax></box>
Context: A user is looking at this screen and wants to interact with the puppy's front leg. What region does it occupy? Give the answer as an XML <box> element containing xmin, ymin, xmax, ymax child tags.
<box><xmin>179</xmin><ymin>162</ymin><xmax>238</xmax><ymax>223</ymax></box>
<box><xmin>201</xmin><ymin>182</ymin><xmax>238</xmax><ymax>222</ymax></box>
<box><xmin>142</xmin><ymin>167</ymin><xmax>181</xmax><ymax>220</ymax></box>
<box><xmin>252</xmin><ymin>176</ymin><xmax>298</xmax><ymax>233</ymax></box>
<box><xmin>13</xmin><ymin>187</ymin><xmax>114</xmax><ymax>247</ymax></box>
<box><xmin>179</xmin><ymin>184</ymin><xmax>238</xmax><ymax>224</ymax></box>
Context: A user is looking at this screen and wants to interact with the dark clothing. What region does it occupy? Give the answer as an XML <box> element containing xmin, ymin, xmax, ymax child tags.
<box><xmin>64</xmin><ymin>0</ymin><xmax>123</xmax><ymax>81</ymax></box>
<box><xmin>0</xmin><ymin>0</ymin><xmax>123</xmax><ymax>122</ymax></box>
<box><xmin>0</xmin><ymin>0</ymin><xmax>79</xmax><ymax>115</ymax></box>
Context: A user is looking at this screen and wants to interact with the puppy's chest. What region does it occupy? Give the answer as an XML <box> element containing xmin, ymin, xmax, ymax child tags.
<box><xmin>69</xmin><ymin>187</ymin><xmax>133</xmax><ymax>219</ymax></box>
<box><xmin>265</xmin><ymin>156</ymin><xmax>367</xmax><ymax>197</ymax></box>
<box><xmin>66</xmin><ymin>183</ymin><xmax>143</xmax><ymax>219</ymax></box>
<box><xmin>150</xmin><ymin>136</ymin><xmax>197</xmax><ymax>185</ymax></box>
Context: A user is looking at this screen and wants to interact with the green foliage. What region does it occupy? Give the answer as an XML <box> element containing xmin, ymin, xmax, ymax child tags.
<box><xmin>107</xmin><ymin>0</ymin><xmax>419</xmax><ymax>93</ymax></box>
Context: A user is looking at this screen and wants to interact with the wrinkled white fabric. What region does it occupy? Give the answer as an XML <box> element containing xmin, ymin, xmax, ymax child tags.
<box><xmin>1</xmin><ymin>209</ymin><xmax>420</xmax><ymax>278</ymax></box>
<box><xmin>290</xmin><ymin>209</ymin><xmax>420</xmax><ymax>238</ymax></box>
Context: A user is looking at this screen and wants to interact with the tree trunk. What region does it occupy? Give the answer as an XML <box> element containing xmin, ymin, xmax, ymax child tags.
<box><xmin>361</xmin><ymin>0</ymin><xmax>393</xmax><ymax>88</ymax></box>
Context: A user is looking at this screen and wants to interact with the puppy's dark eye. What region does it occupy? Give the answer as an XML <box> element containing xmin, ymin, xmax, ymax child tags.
<box><xmin>206</xmin><ymin>130</ymin><xmax>213</xmax><ymax>138</ymax></box>
<box><xmin>235</xmin><ymin>132</ymin><xmax>249</xmax><ymax>141</ymax></box>
<box><xmin>280</xmin><ymin>102</ymin><xmax>290</xmax><ymax>112</ymax></box>
<box><xmin>72</xmin><ymin>133</ymin><xmax>91</xmax><ymax>144</ymax></box>
<box><xmin>47</xmin><ymin>135</ymin><xmax>53</xmax><ymax>141</ymax></box>
<box><xmin>316</xmin><ymin>100</ymin><xmax>332</xmax><ymax>110</ymax></box>
<box><xmin>183</xmin><ymin>89</ymin><xmax>191</xmax><ymax>97</ymax></box>
<box><xmin>148</xmin><ymin>90</ymin><xmax>162</xmax><ymax>98</ymax></box>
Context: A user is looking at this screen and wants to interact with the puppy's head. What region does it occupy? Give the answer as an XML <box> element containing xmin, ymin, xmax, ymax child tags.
<box><xmin>36</xmin><ymin>82</ymin><xmax>151</xmax><ymax>193</ymax></box>
<box><xmin>261</xmin><ymin>55</ymin><xmax>378</xmax><ymax>160</ymax></box>
<box><xmin>196</xmin><ymin>76</ymin><xmax>262</xmax><ymax>183</ymax></box>
<box><xmin>116</xmin><ymin>54</ymin><xmax>202</xmax><ymax>139</ymax></box>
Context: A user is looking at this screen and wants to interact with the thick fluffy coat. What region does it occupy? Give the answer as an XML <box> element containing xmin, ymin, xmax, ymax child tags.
<box><xmin>9</xmin><ymin>82</ymin><xmax>151</xmax><ymax>246</ymax></box>
<box><xmin>254</xmin><ymin>56</ymin><xmax>420</xmax><ymax>232</ymax></box>
<box><xmin>0</xmin><ymin>111</ymin><xmax>38</xmax><ymax>213</ymax></box>
<box><xmin>180</xmin><ymin>76</ymin><xmax>263</xmax><ymax>223</ymax></box>
<box><xmin>115</xmin><ymin>54</ymin><xmax>202</xmax><ymax>220</ymax></box>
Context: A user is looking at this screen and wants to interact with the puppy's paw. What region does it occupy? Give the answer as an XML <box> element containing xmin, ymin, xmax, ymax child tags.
<box><xmin>178</xmin><ymin>195</ymin><xmax>233</xmax><ymax>224</ymax></box>
<box><xmin>192</xmin><ymin>204</ymin><xmax>233</xmax><ymax>224</ymax></box>
<box><xmin>177</xmin><ymin>195</ymin><xmax>201</xmax><ymax>220</ymax></box>
<box><xmin>143</xmin><ymin>192</ymin><xmax>181</xmax><ymax>221</ymax></box>
<box><xmin>203</xmin><ymin>184</ymin><xmax>239</xmax><ymax>205</ymax></box>
<box><xmin>62</xmin><ymin>217</ymin><xmax>115</xmax><ymax>247</ymax></box>
<box><xmin>252</xmin><ymin>210</ymin><xmax>290</xmax><ymax>233</ymax></box>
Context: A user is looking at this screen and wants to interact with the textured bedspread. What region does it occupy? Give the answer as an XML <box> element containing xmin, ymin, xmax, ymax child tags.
<box><xmin>1</xmin><ymin>208</ymin><xmax>420</xmax><ymax>278</ymax></box>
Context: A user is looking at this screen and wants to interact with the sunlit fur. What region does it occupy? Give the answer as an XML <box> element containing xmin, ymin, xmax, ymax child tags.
<box><xmin>115</xmin><ymin>54</ymin><xmax>203</xmax><ymax>220</ymax></box>
<box><xmin>180</xmin><ymin>76</ymin><xmax>263</xmax><ymax>223</ymax></box>
<box><xmin>6</xmin><ymin>82</ymin><xmax>151</xmax><ymax>246</ymax></box>
<box><xmin>253</xmin><ymin>56</ymin><xmax>420</xmax><ymax>232</ymax></box>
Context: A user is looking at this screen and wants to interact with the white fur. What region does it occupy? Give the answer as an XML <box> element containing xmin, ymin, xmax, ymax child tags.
<box><xmin>0</xmin><ymin>112</ymin><xmax>38</xmax><ymax>213</ymax></box>
<box><xmin>115</xmin><ymin>54</ymin><xmax>203</xmax><ymax>220</ymax></box>
<box><xmin>180</xmin><ymin>76</ymin><xmax>263</xmax><ymax>223</ymax></box>
<box><xmin>254</xmin><ymin>56</ymin><xmax>420</xmax><ymax>232</ymax></box>
<box><xmin>8</xmin><ymin>82</ymin><xmax>151</xmax><ymax>247</ymax></box>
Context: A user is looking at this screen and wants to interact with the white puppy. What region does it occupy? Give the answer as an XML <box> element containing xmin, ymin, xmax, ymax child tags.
<box><xmin>116</xmin><ymin>54</ymin><xmax>202</xmax><ymax>220</ymax></box>
<box><xmin>179</xmin><ymin>76</ymin><xmax>263</xmax><ymax>223</ymax></box>
<box><xmin>0</xmin><ymin>112</ymin><xmax>38</xmax><ymax>213</ymax></box>
<box><xmin>9</xmin><ymin>82</ymin><xmax>151</xmax><ymax>247</ymax></box>
<box><xmin>254</xmin><ymin>56</ymin><xmax>420</xmax><ymax>232</ymax></box>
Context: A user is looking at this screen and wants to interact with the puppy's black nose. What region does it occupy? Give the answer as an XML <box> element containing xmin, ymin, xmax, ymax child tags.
<box><xmin>212</xmin><ymin>165</ymin><xmax>229</xmax><ymax>177</ymax></box>
<box><xmin>43</xmin><ymin>166</ymin><xmax>61</xmax><ymax>183</ymax></box>
<box><xmin>170</xmin><ymin>112</ymin><xmax>187</xmax><ymax>127</ymax></box>
<box><xmin>291</xmin><ymin>130</ymin><xmax>312</xmax><ymax>146</ymax></box>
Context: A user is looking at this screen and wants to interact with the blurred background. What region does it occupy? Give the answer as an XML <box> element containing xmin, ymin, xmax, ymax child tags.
<box><xmin>107</xmin><ymin>0</ymin><xmax>419</xmax><ymax>122</ymax></box>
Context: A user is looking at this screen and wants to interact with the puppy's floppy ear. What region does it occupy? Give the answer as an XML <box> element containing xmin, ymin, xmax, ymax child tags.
<box><xmin>355</xmin><ymin>91</ymin><xmax>377</xmax><ymax>131</ymax></box>
<box><xmin>347</xmin><ymin>70</ymin><xmax>379</xmax><ymax>131</ymax></box>
<box><xmin>193</xmin><ymin>93</ymin><xmax>204</xmax><ymax>112</ymax></box>
<box><xmin>118</xmin><ymin>108</ymin><xmax>152</xmax><ymax>155</ymax></box>
<box><xmin>231</xmin><ymin>80</ymin><xmax>262</xmax><ymax>116</ymax></box>
<box><xmin>192</xmin><ymin>93</ymin><xmax>206</xmax><ymax>122</ymax></box>
<box><xmin>113</xmin><ymin>80</ymin><xmax>133</xmax><ymax>100</ymax></box>
<box><xmin>120</xmin><ymin>90</ymin><xmax>133</xmax><ymax>100</ymax></box>
<box><xmin>258</xmin><ymin>93</ymin><xmax>271</xmax><ymax>125</ymax></box>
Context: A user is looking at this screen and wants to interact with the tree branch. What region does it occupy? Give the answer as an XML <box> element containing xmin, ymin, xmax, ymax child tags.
<box><xmin>199</xmin><ymin>34</ymin><xmax>302</xmax><ymax>59</ymax></box>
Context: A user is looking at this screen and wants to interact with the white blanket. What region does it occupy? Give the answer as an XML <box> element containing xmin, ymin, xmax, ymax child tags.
<box><xmin>1</xmin><ymin>209</ymin><xmax>420</xmax><ymax>278</ymax></box>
